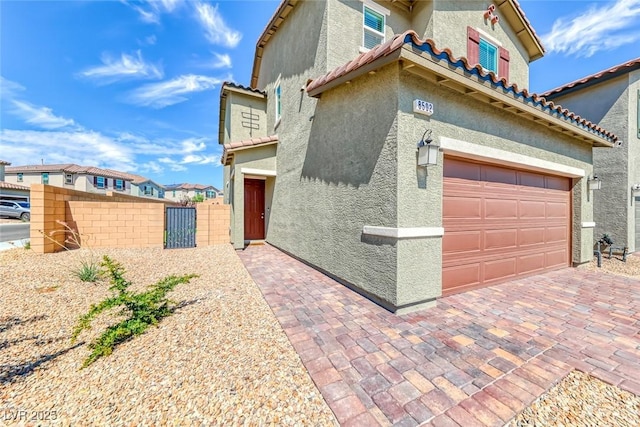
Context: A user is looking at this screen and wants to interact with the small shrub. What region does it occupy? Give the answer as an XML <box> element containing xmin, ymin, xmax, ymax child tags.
<box><xmin>72</xmin><ymin>259</ymin><xmax>101</xmax><ymax>282</ymax></box>
<box><xmin>71</xmin><ymin>256</ymin><xmax>197</xmax><ymax>368</ymax></box>
<box><xmin>23</xmin><ymin>240</ymin><xmax>31</xmax><ymax>250</ymax></box>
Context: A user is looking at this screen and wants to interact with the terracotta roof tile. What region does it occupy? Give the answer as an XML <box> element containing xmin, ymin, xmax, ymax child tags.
<box><xmin>0</xmin><ymin>181</ymin><xmax>29</xmax><ymax>190</ymax></box>
<box><xmin>306</xmin><ymin>31</ymin><xmax>618</xmax><ymax>145</ymax></box>
<box><xmin>222</xmin><ymin>81</ymin><xmax>266</xmax><ymax>95</ymax></box>
<box><xmin>222</xmin><ymin>135</ymin><xmax>279</xmax><ymax>165</ymax></box>
<box><xmin>541</xmin><ymin>57</ymin><xmax>640</xmax><ymax>98</ymax></box>
<box><xmin>6</xmin><ymin>164</ymin><xmax>75</xmax><ymax>173</ymax></box>
<box><xmin>164</xmin><ymin>183</ymin><xmax>220</xmax><ymax>191</ymax></box>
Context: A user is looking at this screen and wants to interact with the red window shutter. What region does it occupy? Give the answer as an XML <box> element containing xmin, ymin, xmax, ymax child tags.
<box><xmin>467</xmin><ymin>26</ymin><xmax>480</xmax><ymax>65</ymax></box>
<box><xmin>498</xmin><ymin>47</ymin><xmax>510</xmax><ymax>81</ymax></box>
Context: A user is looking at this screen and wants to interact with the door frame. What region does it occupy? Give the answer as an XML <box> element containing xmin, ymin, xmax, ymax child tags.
<box><xmin>244</xmin><ymin>178</ymin><xmax>266</xmax><ymax>241</ymax></box>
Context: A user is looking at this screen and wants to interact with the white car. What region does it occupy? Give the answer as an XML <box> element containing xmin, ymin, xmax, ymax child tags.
<box><xmin>0</xmin><ymin>200</ymin><xmax>30</xmax><ymax>221</ymax></box>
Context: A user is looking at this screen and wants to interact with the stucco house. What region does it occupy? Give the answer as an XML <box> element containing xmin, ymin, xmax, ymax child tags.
<box><xmin>0</xmin><ymin>160</ymin><xmax>30</xmax><ymax>201</ymax></box>
<box><xmin>220</xmin><ymin>0</ymin><xmax>618</xmax><ymax>313</ymax></box>
<box><xmin>4</xmin><ymin>164</ymin><xmax>165</xmax><ymax>199</ymax></box>
<box><xmin>541</xmin><ymin>58</ymin><xmax>640</xmax><ymax>252</ymax></box>
<box><xmin>163</xmin><ymin>183</ymin><xmax>221</xmax><ymax>202</ymax></box>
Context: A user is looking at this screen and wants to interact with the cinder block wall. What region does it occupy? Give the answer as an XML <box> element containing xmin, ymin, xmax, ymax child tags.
<box><xmin>196</xmin><ymin>204</ymin><xmax>231</xmax><ymax>246</ymax></box>
<box><xmin>30</xmin><ymin>184</ymin><xmax>230</xmax><ymax>253</ymax></box>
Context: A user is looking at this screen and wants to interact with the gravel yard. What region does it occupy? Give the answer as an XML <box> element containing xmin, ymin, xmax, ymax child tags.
<box><xmin>584</xmin><ymin>250</ymin><xmax>640</xmax><ymax>279</ymax></box>
<box><xmin>0</xmin><ymin>245</ymin><xmax>336</xmax><ymax>426</ymax></box>
<box><xmin>510</xmin><ymin>371</ymin><xmax>640</xmax><ymax>427</ymax></box>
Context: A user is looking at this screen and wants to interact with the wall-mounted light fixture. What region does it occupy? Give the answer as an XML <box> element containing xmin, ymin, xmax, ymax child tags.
<box><xmin>587</xmin><ymin>176</ymin><xmax>602</xmax><ymax>191</ymax></box>
<box><xmin>417</xmin><ymin>129</ymin><xmax>439</xmax><ymax>166</ymax></box>
<box><xmin>632</xmin><ymin>183</ymin><xmax>640</xmax><ymax>194</ymax></box>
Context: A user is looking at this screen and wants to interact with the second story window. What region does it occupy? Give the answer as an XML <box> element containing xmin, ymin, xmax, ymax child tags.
<box><xmin>274</xmin><ymin>78</ymin><xmax>282</xmax><ymax>124</ymax></box>
<box><xmin>41</xmin><ymin>173</ymin><xmax>49</xmax><ymax>185</ymax></box>
<box><xmin>479</xmin><ymin>39</ymin><xmax>498</xmax><ymax>74</ymax></box>
<box><xmin>115</xmin><ymin>179</ymin><xmax>124</xmax><ymax>190</ymax></box>
<box><xmin>206</xmin><ymin>190</ymin><xmax>216</xmax><ymax>198</ymax></box>
<box><xmin>65</xmin><ymin>173</ymin><xmax>73</xmax><ymax>185</ymax></box>
<box><xmin>144</xmin><ymin>186</ymin><xmax>153</xmax><ymax>196</ymax></box>
<box><xmin>17</xmin><ymin>173</ymin><xmax>23</xmax><ymax>182</ymax></box>
<box><xmin>362</xmin><ymin>3</ymin><xmax>386</xmax><ymax>50</ymax></box>
<box><xmin>95</xmin><ymin>176</ymin><xmax>105</xmax><ymax>189</ymax></box>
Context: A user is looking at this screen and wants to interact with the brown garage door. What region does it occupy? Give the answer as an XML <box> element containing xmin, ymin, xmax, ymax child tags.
<box><xmin>443</xmin><ymin>157</ymin><xmax>571</xmax><ymax>296</ymax></box>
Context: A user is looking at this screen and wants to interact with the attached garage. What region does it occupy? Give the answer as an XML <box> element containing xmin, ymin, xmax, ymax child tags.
<box><xmin>442</xmin><ymin>157</ymin><xmax>571</xmax><ymax>296</ymax></box>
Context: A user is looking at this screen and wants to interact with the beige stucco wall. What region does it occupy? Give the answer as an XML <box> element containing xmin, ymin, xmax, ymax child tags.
<box><xmin>225</xmin><ymin>91</ymin><xmax>267</xmax><ymax>143</ymax></box>
<box><xmin>6</xmin><ymin>172</ymin><xmax>65</xmax><ymax>187</ymax></box>
<box><xmin>229</xmin><ymin>145</ymin><xmax>277</xmax><ymax>249</ymax></box>
<box><xmin>431</xmin><ymin>0</ymin><xmax>530</xmax><ymax>87</ymax></box>
<box><xmin>549</xmin><ymin>73</ymin><xmax>639</xmax><ymax>252</ymax></box>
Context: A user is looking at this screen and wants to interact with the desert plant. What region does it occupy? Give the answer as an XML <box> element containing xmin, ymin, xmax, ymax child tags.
<box><xmin>71</xmin><ymin>256</ymin><xmax>197</xmax><ymax>368</ymax></box>
<box><xmin>23</xmin><ymin>240</ymin><xmax>31</xmax><ymax>250</ymax></box>
<box><xmin>39</xmin><ymin>220</ymin><xmax>101</xmax><ymax>282</ymax></box>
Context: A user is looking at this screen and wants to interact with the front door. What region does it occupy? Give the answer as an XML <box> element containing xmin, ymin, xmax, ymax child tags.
<box><xmin>244</xmin><ymin>179</ymin><xmax>265</xmax><ymax>240</ymax></box>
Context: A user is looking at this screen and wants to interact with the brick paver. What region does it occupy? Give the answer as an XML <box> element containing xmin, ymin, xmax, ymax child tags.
<box><xmin>238</xmin><ymin>245</ymin><xmax>640</xmax><ymax>426</ymax></box>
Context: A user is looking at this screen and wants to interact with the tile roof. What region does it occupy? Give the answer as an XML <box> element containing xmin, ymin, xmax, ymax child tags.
<box><xmin>0</xmin><ymin>160</ymin><xmax>10</xmax><ymax>165</ymax></box>
<box><xmin>222</xmin><ymin>81</ymin><xmax>266</xmax><ymax>96</ymax></box>
<box><xmin>5</xmin><ymin>163</ymin><xmax>160</xmax><ymax>184</ymax></box>
<box><xmin>164</xmin><ymin>183</ymin><xmax>220</xmax><ymax>191</ymax></box>
<box><xmin>541</xmin><ymin>57</ymin><xmax>640</xmax><ymax>98</ymax></box>
<box><xmin>222</xmin><ymin>135</ymin><xmax>279</xmax><ymax>165</ymax></box>
<box><xmin>306</xmin><ymin>30</ymin><xmax>618</xmax><ymax>145</ymax></box>
<box><xmin>0</xmin><ymin>181</ymin><xmax>29</xmax><ymax>191</ymax></box>
<box><xmin>250</xmin><ymin>0</ymin><xmax>544</xmax><ymax>87</ymax></box>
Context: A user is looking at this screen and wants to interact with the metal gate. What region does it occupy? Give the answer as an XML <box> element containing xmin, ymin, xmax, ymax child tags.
<box><xmin>165</xmin><ymin>207</ymin><xmax>196</xmax><ymax>249</ymax></box>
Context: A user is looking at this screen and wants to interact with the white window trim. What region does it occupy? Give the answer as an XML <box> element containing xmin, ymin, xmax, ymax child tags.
<box><xmin>361</xmin><ymin>1</ymin><xmax>388</xmax><ymax>51</ymax></box>
<box><xmin>241</xmin><ymin>167</ymin><xmax>276</xmax><ymax>177</ymax></box>
<box><xmin>274</xmin><ymin>76</ymin><xmax>282</xmax><ymax>128</ymax></box>
<box><xmin>479</xmin><ymin>38</ymin><xmax>499</xmax><ymax>74</ymax></box>
<box><xmin>439</xmin><ymin>136</ymin><xmax>586</xmax><ymax>178</ymax></box>
<box><xmin>476</xmin><ymin>28</ymin><xmax>502</xmax><ymax>47</ymax></box>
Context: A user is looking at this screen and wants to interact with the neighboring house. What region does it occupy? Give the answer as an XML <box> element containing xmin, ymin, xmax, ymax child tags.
<box><xmin>541</xmin><ymin>58</ymin><xmax>640</xmax><ymax>252</ymax></box>
<box><xmin>124</xmin><ymin>174</ymin><xmax>166</xmax><ymax>199</ymax></box>
<box><xmin>164</xmin><ymin>183</ymin><xmax>221</xmax><ymax>202</ymax></box>
<box><xmin>219</xmin><ymin>0</ymin><xmax>618</xmax><ymax>313</ymax></box>
<box><xmin>4</xmin><ymin>164</ymin><xmax>164</xmax><ymax>199</ymax></box>
<box><xmin>0</xmin><ymin>160</ymin><xmax>30</xmax><ymax>201</ymax></box>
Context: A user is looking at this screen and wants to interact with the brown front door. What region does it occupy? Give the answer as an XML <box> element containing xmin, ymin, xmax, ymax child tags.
<box><xmin>244</xmin><ymin>179</ymin><xmax>265</xmax><ymax>240</ymax></box>
<box><xmin>442</xmin><ymin>157</ymin><xmax>571</xmax><ymax>296</ymax></box>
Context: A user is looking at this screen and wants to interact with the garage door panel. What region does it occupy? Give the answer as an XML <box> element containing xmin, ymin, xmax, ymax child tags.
<box><xmin>443</xmin><ymin>157</ymin><xmax>571</xmax><ymax>295</ymax></box>
<box><xmin>443</xmin><ymin>231</ymin><xmax>481</xmax><ymax>254</ymax></box>
<box><xmin>443</xmin><ymin>196</ymin><xmax>481</xmax><ymax>219</ymax></box>
<box><xmin>518</xmin><ymin>253</ymin><xmax>546</xmax><ymax>274</ymax></box>
<box><xmin>546</xmin><ymin>249</ymin><xmax>568</xmax><ymax>268</ymax></box>
<box><xmin>485</xmin><ymin>199</ymin><xmax>518</xmax><ymax>219</ymax></box>
<box><xmin>442</xmin><ymin>264</ymin><xmax>480</xmax><ymax>292</ymax></box>
<box><xmin>485</xmin><ymin>229</ymin><xmax>517</xmax><ymax>250</ymax></box>
<box><xmin>484</xmin><ymin>258</ymin><xmax>517</xmax><ymax>281</ymax></box>
<box><xmin>520</xmin><ymin>200</ymin><xmax>546</xmax><ymax>218</ymax></box>
<box><xmin>547</xmin><ymin>201</ymin><xmax>569</xmax><ymax>218</ymax></box>
<box><xmin>520</xmin><ymin>228</ymin><xmax>545</xmax><ymax>246</ymax></box>
<box><xmin>546</xmin><ymin>226</ymin><xmax>568</xmax><ymax>243</ymax></box>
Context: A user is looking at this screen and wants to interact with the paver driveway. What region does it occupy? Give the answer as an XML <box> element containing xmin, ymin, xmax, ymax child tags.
<box><xmin>239</xmin><ymin>245</ymin><xmax>640</xmax><ymax>426</ymax></box>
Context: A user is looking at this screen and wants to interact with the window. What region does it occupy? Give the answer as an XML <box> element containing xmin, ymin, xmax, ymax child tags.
<box><xmin>479</xmin><ymin>39</ymin><xmax>498</xmax><ymax>73</ymax></box>
<box><xmin>144</xmin><ymin>186</ymin><xmax>153</xmax><ymax>196</ymax></box>
<box><xmin>41</xmin><ymin>173</ymin><xmax>49</xmax><ymax>185</ymax></box>
<box><xmin>274</xmin><ymin>79</ymin><xmax>282</xmax><ymax>123</ymax></box>
<box><xmin>363</xmin><ymin>4</ymin><xmax>386</xmax><ymax>50</ymax></box>
<box><xmin>95</xmin><ymin>176</ymin><xmax>105</xmax><ymax>188</ymax></box>
<box><xmin>65</xmin><ymin>173</ymin><xmax>73</xmax><ymax>185</ymax></box>
<box><xmin>17</xmin><ymin>173</ymin><xmax>23</xmax><ymax>182</ymax></box>
<box><xmin>206</xmin><ymin>190</ymin><xmax>216</xmax><ymax>199</ymax></box>
<box><xmin>172</xmin><ymin>190</ymin><xmax>176</xmax><ymax>197</ymax></box>
<box><xmin>115</xmin><ymin>179</ymin><xmax>124</xmax><ymax>190</ymax></box>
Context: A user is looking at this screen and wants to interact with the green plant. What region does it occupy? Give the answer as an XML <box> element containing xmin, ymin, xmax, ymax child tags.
<box><xmin>23</xmin><ymin>240</ymin><xmax>31</xmax><ymax>250</ymax></box>
<box><xmin>72</xmin><ymin>259</ymin><xmax>101</xmax><ymax>282</ymax></box>
<box><xmin>39</xmin><ymin>220</ymin><xmax>100</xmax><ymax>282</ymax></box>
<box><xmin>71</xmin><ymin>256</ymin><xmax>197</xmax><ymax>368</ymax></box>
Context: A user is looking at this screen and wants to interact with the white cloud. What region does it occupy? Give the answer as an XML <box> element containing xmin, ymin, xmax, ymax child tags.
<box><xmin>0</xmin><ymin>76</ymin><xmax>25</xmax><ymax>98</ymax></box>
<box><xmin>139</xmin><ymin>161</ymin><xmax>164</xmax><ymax>174</ymax></box>
<box><xmin>194</xmin><ymin>2</ymin><xmax>242</xmax><ymax>48</ymax></box>
<box><xmin>138</xmin><ymin>34</ymin><xmax>157</xmax><ymax>46</ymax></box>
<box><xmin>542</xmin><ymin>0</ymin><xmax>640</xmax><ymax>57</ymax></box>
<box><xmin>211</xmin><ymin>52</ymin><xmax>232</xmax><ymax>69</ymax></box>
<box><xmin>0</xmin><ymin>129</ymin><xmax>136</xmax><ymax>171</ymax></box>
<box><xmin>124</xmin><ymin>0</ymin><xmax>183</xmax><ymax>24</ymax></box>
<box><xmin>79</xmin><ymin>50</ymin><xmax>163</xmax><ymax>84</ymax></box>
<box><xmin>11</xmin><ymin>100</ymin><xmax>76</xmax><ymax>130</ymax></box>
<box><xmin>127</xmin><ymin>74</ymin><xmax>225</xmax><ymax>108</ymax></box>
<box><xmin>181</xmin><ymin>154</ymin><xmax>219</xmax><ymax>164</ymax></box>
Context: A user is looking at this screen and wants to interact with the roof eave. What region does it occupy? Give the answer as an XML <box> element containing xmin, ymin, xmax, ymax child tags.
<box><xmin>497</xmin><ymin>0</ymin><xmax>545</xmax><ymax>62</ymax></box>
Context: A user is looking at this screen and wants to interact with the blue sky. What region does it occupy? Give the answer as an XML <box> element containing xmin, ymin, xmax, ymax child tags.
<box><xmin>1</xmin><ymin>1</ymin><xmax>639</xmax><ymax>189</ymax></box>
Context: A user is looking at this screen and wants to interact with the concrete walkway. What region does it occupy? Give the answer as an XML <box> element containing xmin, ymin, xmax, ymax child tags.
<box><xmin>239</xmin><ymin>244</ymin><xmax>640</xmax><ymax>426</ymax></box>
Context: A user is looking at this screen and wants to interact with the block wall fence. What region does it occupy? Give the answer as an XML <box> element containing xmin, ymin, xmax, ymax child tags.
<box><xmin>29</xmin><ymin>184</ymin><xmax>230</xmax><ymax>253</ymax></box>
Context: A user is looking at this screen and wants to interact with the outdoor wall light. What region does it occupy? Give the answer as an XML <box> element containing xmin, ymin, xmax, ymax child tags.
<box><xmin>417</xmin><ymin>129</ymin><xmax>439</xmax><ymax>166</ymax></box>
<box><xmin>632</xmin><ymin>184</ymin><xmax>640</xmax><ymax>195</ymax></box>
<box><xmin>587</xmin><ymin>176</ymin><xmax>602</xmax><ymax>191</ymax></box>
